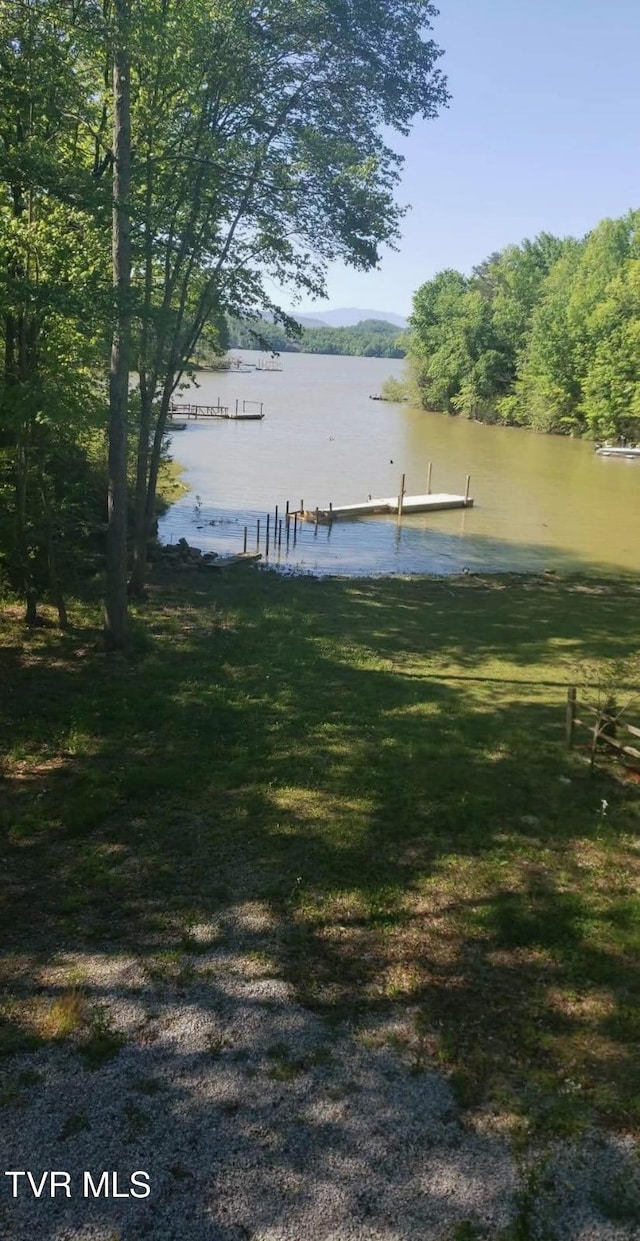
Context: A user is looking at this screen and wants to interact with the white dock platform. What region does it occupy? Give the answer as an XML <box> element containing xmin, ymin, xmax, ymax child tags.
<box><xmin>301</xmin><ymin>492</ymin><xmax>473</xmax><ymax>522</ymax></box>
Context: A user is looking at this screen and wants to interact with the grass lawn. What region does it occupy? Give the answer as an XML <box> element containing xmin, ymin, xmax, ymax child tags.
<box><xmin>1</xmin><ymin>567</ymin><xmax>639</xmax><ymax>1143</ymax></box>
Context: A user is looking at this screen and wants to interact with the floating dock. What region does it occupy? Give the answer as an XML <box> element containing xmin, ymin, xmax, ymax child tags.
<box><xmin>298</xmin><ymin>469</ymin><xmax>473</xmax><ymax>522</ymax></box>
<box><xmin>301</xmin><ymin>493</ymin><xmax>473</xmax><ymax>522</ymax></box>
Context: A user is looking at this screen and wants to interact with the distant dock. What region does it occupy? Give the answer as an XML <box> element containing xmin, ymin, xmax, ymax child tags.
<box><xmin>169</xmin><ymin>399</ymin><xmax>264</xmax><ymax>421</ymax></box>
<box><xmin>297</xmin><ymin>468</ymin><xmax>473</xmax><ymax>523</ymax></box>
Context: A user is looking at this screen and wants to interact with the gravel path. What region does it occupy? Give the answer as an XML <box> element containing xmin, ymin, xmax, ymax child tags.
<box><xmin>1</xmin><ymin>903</ymin><xmax>639</xmax><ymax>1240</ymax></box>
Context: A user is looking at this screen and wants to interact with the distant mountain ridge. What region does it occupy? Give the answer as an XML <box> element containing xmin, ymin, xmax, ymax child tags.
<box><xmin>294</xmin><ymin>307</ymin><xmax>408</xmax><ymax>329</ymax></box>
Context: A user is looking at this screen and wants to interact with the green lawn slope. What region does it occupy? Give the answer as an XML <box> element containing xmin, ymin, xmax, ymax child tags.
<box><xmin>1</xmin><ymin>569</ymin><xmax>639</xmax><ymax>1141</ymax></box>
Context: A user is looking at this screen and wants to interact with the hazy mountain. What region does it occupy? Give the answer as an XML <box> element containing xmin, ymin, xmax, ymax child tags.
<box><xmin>292</xmin><ymin>314</ymin><xmax>329</xmax><ymax>329</ymax></box>
<box><xmin>294</xmin><ymin>307</ymin><xmax>408</xmax><ymax>329</ymax></box>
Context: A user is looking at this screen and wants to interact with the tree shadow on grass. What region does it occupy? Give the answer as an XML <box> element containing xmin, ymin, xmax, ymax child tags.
<box><xmin>1</xmin><ymin>569</ymin><xmax>639</xmax><ymax>1145</ymax></box>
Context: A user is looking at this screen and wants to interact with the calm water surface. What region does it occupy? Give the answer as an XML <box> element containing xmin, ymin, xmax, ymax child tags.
<box><xmin>160</xmin><ymin>351</ymin><xmax>640</xmax><ymax>577</ymax></box>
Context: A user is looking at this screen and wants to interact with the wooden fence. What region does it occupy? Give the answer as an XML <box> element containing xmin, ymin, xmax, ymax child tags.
<box><xmin>566</xmin><ymin>686</ymin><xmax>640</xmax><ymax>769</ymax></box>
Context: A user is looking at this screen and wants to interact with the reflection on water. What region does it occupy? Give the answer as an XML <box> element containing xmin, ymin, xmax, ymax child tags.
<box><xmin>160</xmin><ymin>351</ymin><xmax>640</xmax><ymax>577</ymax></box>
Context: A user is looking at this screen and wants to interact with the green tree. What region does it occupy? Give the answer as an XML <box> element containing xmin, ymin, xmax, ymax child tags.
<box><xmin>0</xmin><ymin>0</ymin><xmax>108</xmax><ymax>624</ymax></box>
<box><xmin>515</xmin><ymin>244</ymin><xmax>584</xmax><ymax>432</ymax></box>
<box><xmin>580</xmin><ymin>258</ymin><xmax>640</xmax><ymax>441</ymax></box>
<box><xmin>123</xmin><ymin>0</ymin><xmax>449</xmax><ymax>595</ymax></box>
<box><xmin>105</xmin><ymin>0</ymin><xmax>132</xmax><ymax>651</ymax></box>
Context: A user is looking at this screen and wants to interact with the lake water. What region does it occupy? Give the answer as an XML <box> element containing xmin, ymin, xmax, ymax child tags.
<box><xmin>159</xmin><ymin>350</ymin><xmax>640</xmax><ymax>577</ymax></box>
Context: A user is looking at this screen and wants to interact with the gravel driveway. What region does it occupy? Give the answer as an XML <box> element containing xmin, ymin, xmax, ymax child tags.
<box><xmin>1</xmin><ymin>902</ymin><xmax>639</xmax><ymax>1240</ymax></box>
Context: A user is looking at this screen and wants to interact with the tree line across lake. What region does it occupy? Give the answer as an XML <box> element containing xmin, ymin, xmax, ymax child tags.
<box><xmin>202</xmin><ymin>317</ymin><xmax>406</xmax><ymax>360</ymax></box>
<box><xmin>407</xmin><ymin>211</ymin><xmax>640</xmax><ymax>442</ymax></box>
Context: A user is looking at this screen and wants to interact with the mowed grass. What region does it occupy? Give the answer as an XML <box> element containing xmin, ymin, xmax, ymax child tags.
<box><xmin>0</xmin><ymin>567</ymin><xmax>639</xmax><ymax>1140</ymax></box>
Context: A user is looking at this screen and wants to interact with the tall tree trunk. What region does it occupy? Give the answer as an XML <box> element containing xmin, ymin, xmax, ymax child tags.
<box><xmin>15</xmin><ymin>429</ymin><xmax>38</xmax><ymax>627</ymax></box>
<box><xmin>128</xmin><ymin>153</ymin><xmax>156</xmax><ymax>600</ymax></box>
<box><xmin>129</xmin><ymin>386</ymin><xmax>153</xmax><ymax>597</ymax></box>
<box><xmin>40</xmin><ymin>478</ymin><xmax>69</xmax><ymax>630</ymax></box>
<box><xmin>144</xmin><ymin>380</ymin><xmax>174</xmax><ymax>542</ymax></box>
<box><xmin>104</xmin><ymin>0</ymin><xmax>132</xmax><ymax>651</ymax></box>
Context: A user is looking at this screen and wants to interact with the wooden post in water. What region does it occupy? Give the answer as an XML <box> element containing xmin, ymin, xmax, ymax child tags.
<box><xmin>274</xmin><ymin>504</ymin><xmax>278</xmax><ymax>531</ymax></box>
<box><xmin>243</xmin><ymin>526</ymin><xmax>247</xmax><ymax>553</ymax></box>
<box><xmin>566</xmin><ymin>686</ymin><xmax>577</xmax><ymax>749</ymax></box>
<box><xmin>278</xmin><ymin>520</ymin><xmax>282</xmax><ymax>548</ymax></box>
<box><xmin>465</xmin><ymin>474</ymin><xmax>471</xmax><ymax>504</ymax></box>
<box><xmin>300</xmin><ymin>500</ymin><xmax>304</xmax><ymax>518</ymax></box>
<box><xmin>235</xmin><ymin>399</ymin><xmax>238</xmax><ymax>417</ymax></box>
<box><xmin>266</xmin><ymin>513</ymin><xmax>270</xmax><ymax>554</ymax></box>
<box><xmin>286</xmin><ymin>500</ymin><xmax>290</xmax><ymax>521</ymax></box>
<box><xmin>427</xmin><ymin>461</ymin><xmax>433</xmax><ymax>495</ymax></box>
<box><xmin>398</xmin><ymin>473</ymin><xmax>406</xmax><ymax>517</ymax></box>
<box><xmin>329</xmin><ymin>502</ymin><xmax>333</xmax><ymax>523</ymax></box>
<box><xmin>256</xmin><ymin>518</ymin><xmax>260</xmax><ymax>548</ymax></box>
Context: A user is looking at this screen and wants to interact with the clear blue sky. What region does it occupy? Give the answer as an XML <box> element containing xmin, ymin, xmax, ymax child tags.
<box><xmin>289</xmin><ymin>0</ymin><xmax>640</xmax><ymax>318</ymax></box>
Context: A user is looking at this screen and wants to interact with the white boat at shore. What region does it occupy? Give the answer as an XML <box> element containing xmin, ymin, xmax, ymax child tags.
<box><xmin>595</xmin><ymin>444</ymin><xmax>640</xmax><ymax>459</ymax></box>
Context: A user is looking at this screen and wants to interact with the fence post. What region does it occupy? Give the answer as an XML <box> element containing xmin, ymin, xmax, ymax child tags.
<box><xmin>566</xmin><ymin>686</ymin><xmax>577</xmax><ymax>748</ymax></box>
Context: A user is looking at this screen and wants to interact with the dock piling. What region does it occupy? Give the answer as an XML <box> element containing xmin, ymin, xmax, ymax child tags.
<box><xmin>266</xmin><ymin>513</ymin><xmax>270</xmax><ymax>554</ymax></box>
<box><xmin>256</xmin><ymin>518</ymin><xmax>260</xmax><ymax>548</ymax></box>
<box><xmin>465</xmin><ymin>474</ymin><xmax>471</xmax><ymax>503</ymax></box>
<box><xmin>427</xmin><ymin>461</ymin><xmax>433</xmax><ymax>495</ymax></box>
<box><xmin>243</xmin><ymin>526</ymin><xmax>247</xmax><ymax>553</ymax></box>
<box><xmin>398</xmin><ymin>473</ymin><xmax>406</xmax><ymax>517</ymax></box>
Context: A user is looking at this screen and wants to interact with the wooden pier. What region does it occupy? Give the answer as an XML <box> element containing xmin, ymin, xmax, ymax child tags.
<box><xmin>169</xmin><ymin>399</ymin><xmax>264</xmax><ymax>421</ymax></box>
<box><xmin>297</xmin><ymin>468</ymin><xmax>473</xmax><ymax>523</ymax></box>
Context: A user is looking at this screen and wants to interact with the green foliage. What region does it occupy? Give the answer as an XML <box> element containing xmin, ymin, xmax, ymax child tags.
<box><xmin>380</xmin><ymin>374</ymin><xmax>408</xmax><ymax>401</ymax></box>
<box><xmin>0</xmin><ymin>0</ymin><xmax>110</xmax><ymax>620</ymax></box>
<box><xmin>409</xmin><ymin>211</ymin><xmax>640</xmax><ymax>440</ymax></box>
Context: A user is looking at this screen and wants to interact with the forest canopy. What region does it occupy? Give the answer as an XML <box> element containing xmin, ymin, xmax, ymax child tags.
<box><xmin>408</xmin><ymin>210</ymin><xmax>640</xmax><ymax>441</ymax></box>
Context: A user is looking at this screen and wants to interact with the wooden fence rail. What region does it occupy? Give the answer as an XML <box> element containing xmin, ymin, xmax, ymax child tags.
<box><xmin>566</xmin><ymin>686</ymin><xmax>640</xmax><ymax>769</ymax></box>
